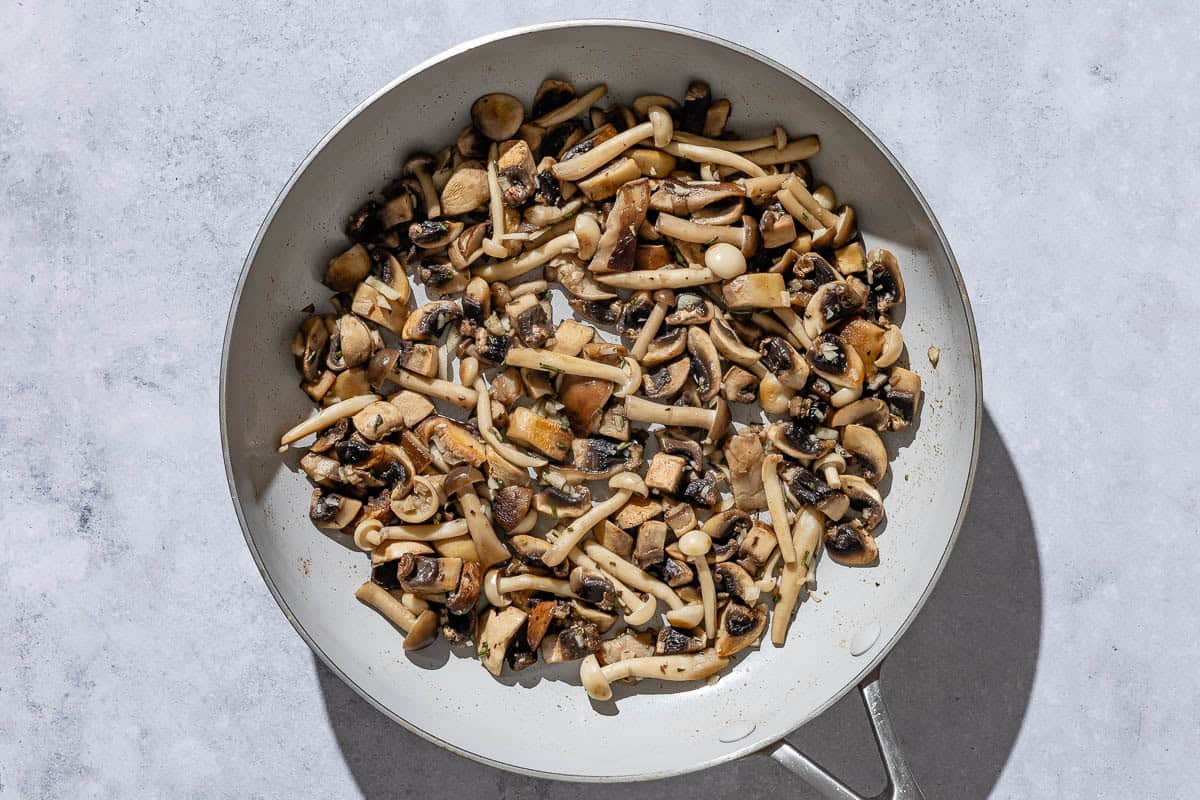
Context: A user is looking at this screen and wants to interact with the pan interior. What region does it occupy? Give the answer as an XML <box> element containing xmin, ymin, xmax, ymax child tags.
<box><xmin>222</xmin><ymin>21</ymin><xmax>980</xmax><ymax>781</ymax></box>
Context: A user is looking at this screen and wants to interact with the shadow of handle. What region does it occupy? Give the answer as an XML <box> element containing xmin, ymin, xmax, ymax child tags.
<box><xmin>762</xmin><ymin>664</ymin><xmax>925</xmax><ymax>800</ymax></box>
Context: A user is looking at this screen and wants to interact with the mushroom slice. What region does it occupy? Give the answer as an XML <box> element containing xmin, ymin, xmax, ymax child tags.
<box><xmin>472</xmin><ymin>93</ymin><xmax>525</xmax><ymax>141</ymax></box>
<box><xmin>596</xmin><ymin>630</ymin><xmax>656</xmax><ymax>666</ymax></box>
<box><xmin>576</xmin><ymin>157</ymin><xmax>643</xmax><ymax>201</ymax></box>
<box><xmin>724</xmin><ymin>430</ymin><xmax>767</xmax><ymax>510</ymax></box>
<box><xmin>569</xmin><ymin>438</ymin><xmax>642</xmax><ymax>480</ymax></box>
<box><xmin>793</xmin><ymin>251</ymin><xmax>841</xmax><ymax>291</ymax></box>
<box><xmin>295</xmin><ymin>316</ymin><xmax>330</xmax><ymax>382</ymax></box>
<box><xmin>641</xmin><ymin>358</ymin><xmax>690</xmax><ymax>402</ymax></box>
<box><xmin>840</xmin><ymin>474</ymin><xmax>885</xmax><ymax>532</ymax></box>
<box><xmin>758</xmin><ymin>336</ymin><xmax>810</xmax><ymax>390</ymax></box>
<box><xmin>759</xmin><ymin>201</ymin><xmax>798</xmax><ymax>249</ymax></box>
<box><xmin>416</xmin><ymin>416</ymin><xmax>487</xmax><ymax>469</ymax></box>
<box><xmin>829</xmin><ymin>397</ymin><xmax>890</xmax><ymax>429</ymax></box>
<box><xmin>680</xmin><ymin>468</ymin><xmax>720</xmax><ymax>509</ymax></box>
<box><xmin>686</xmin><ymin>327</ymin><xmax>722</xmax><ymax>403</ymax></box>
<box><xmin>723</xmin><ymin>364</ymin><xmax>758</xmax><ymax>403</ymax></box>
<box><xmin>540</xmin><ymin>620</ymin><xmax>602</xmax><ymax>664</ymax></box>
<box><xmin>613</xmin><ymin>495</ymin><xmax>664</xmax><ymax>530</ymax></box>
<box><xmin>840</xmin><ymin>318</ymin><xmax>887</xmax><ymax>377</ymax></box>
<box><xmin>596</xmin><ymin>403</ymin><xmax>630</xmax><ymax>443</ymax></box>
<box><xmin>505</xmin><ymin>293</ymin><xmax>554</xmax><ymax>349</ymax></box>
<box><xmin>492</xmin><ymin>485</ymin><xmax>533</xmax><ymax>532</ymax></box>
<box><xmin>408</xmin><ymin>219</ymin><xmax>464</xmax><ymax>250</ymax></box>
<box><xmin>401</xmin><ymin>300</ymin><xmax>462</xmax><ymax>342</ymax></box>
<box><xmin>445</xmin><ymin>561</ymin><xmax>483</xmax><ymax>615</ymax></box>
<box><xmin>569</xmin><ymin>566</ymin><xmax>618</xmax><ymax>610</ymax></box>
<box><xmin>737</xmin><ymin>521</ymin><xmax>778</xmax><ymax>575</ymax></box>
<box><xmin>534</xmin><ymin>484</ymin><xmax>592</xmax><ymax>520</ymax></box>
<box><xmin>326</xmin><ymin>314</ymin><xmax>373</xmax><ymax>371</ymax></box>
<box><xmin>824</xmin><ymin>519</ymin><xmax>879</xmax><ymax>567</ymax></box>
<box><xmin>866</xmin><ymin>248</ymin><xmax>905</xmax><ymax>315</ymax></box>
<box><xmin>708</xmin><ymin>317</ymin><xmax>760</xmax><ymax>367</ymax></box>
<box><xmin>524</xmin><ymin>600</ymin><xmax>558</xmax><ymax>651</ymax></box>
<box><xmin>665</xmin><ymin>293</ymin><xmax>714</xmax><ymax>326</ymax></box>
<box><xmin>477</xmin><ymin>606</ymin><xmax>528</xmax><ymax>676</ymax></box>
<box><xmin>641</xmin><ymin>327</ymin><xmax>688</xmax><ymax>367</ymax></box>
<box><xmin>396</xmin><ymin>554</ymin><xmax>463</xmax><ymax>594</ymax></box>
<box><xmin>884</xmin><ymin>367</ymin><xmax>921</xmax><ymax>431</ymax></box>
<box><xmin>655</xmin><ymin>431</ymin><xmax>705</xmax><ymax>472</ymax></box>
<box><xmin>656</xmin><ymin>626</ymin><xmax>707</xmax><ymax>655</ymax></box>
<box><xmin>722</xmin><ymin>273</ymin><xmax>788</xmax><ymax>310</ymax></box>
<box><xmin>649</xmin><ymin>178</ymin><xmax>745</xmax><ymax>214</ymax></box>
<box><xmin>556</xmin><ymin>257</ymin><xmax>618</xmax><ymax>300</ymax></box>
<box><xmin>586</xmin><ymin>178</ymin><xmax>650</xmax><ymax>273</ymax></box>
<box><xmin>803</xmin><ymin>280</ymin><xmax>868</xmax><ymax>338</ymax></box>
<box><xmin>496</xmin><ymin>140</ymin><xmax>537</xmax><ymax>206</ymax></box>
<box><xmin>714</xmin><ymin>562</ymin><xmax>760</xmax><ymax>605</ymax></box>
<box><xmin>506</xmin><ymin>407</ymin><xmax>573</xmax><ymax>461</ymax></box>
<box><xmin>780</xmin><ymin>463</ymin><xmax>848</xmax><ymax>522</ymax></box>
<box><xmin>440</xmin><ymin>162</ymin><xmax>490</xmax><ymax>216</ymax></box>
<box><xmin>808</xmin><ymin>333</ymin><xmax>865</xmax><ymax>389</ymax></box>
<box><xmin>842</xmin><ymin>424</ymin><xmax>888</xmax><ymax>484</ymax></box>
<box><xmin>325</xmin><ymin>244</ymin><xmax>372</xmax><ymax>292</ymax></box>
<box><xmin>715</xmin><ymin>602</ymin><xmax>767</xmax><ymax>657</ymax></box>
<box><xmin>531</xmin><ymin>78</ymin><xmax>577</xmax><ymax>118</ymax></box>
<box><xmin>767</xmin><ymin>419</ymin><xmax>833</xmax><ymax>463</ymax></box>
<box><xmin>309</xmin><ymin>489</ymin><xmax>362</xmax><ymax>529</ymax></box>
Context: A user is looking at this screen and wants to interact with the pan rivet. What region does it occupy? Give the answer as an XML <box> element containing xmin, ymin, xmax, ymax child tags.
<box><xmin>717</xmin><ymin>721</ymin><xmax>756</xmax><ymax>742</ymax></box>
<box><xmin>849</xmin><ymin>621</ymin><xmax>881</xmax><ymax>656</ymax></box>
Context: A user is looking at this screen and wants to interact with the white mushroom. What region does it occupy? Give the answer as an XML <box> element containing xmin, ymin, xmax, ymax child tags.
<box><xmin>678</xmin><ymin>530</ymin><xmax>717</xmax><ymax>639</ymax></box>
<box><xmin>541</xmin><ymin>472</ymin><xmax>648</xmax><ymax>567</ymax></box>
<box><xmin>660</xmin><ymin>141</ymin><xmax>767</xmax><ymax>177</ymax></box>
<box><xmin>504</xmin><ymin>347</ymin><xmax>643</xmax><ymax>397</ymax></box>
<box><xmin>770</xmin><ymin>506</ymin><xmax>823</xmax><ymax>646</ymax></box>
<box><xmin>483</xmin><ymin>569</ymin><xmax>576</xmax><ymax>607</ymax></box>
<box><xmin>629</xmin><ymin>290</ymin><xmax>675</xmax><ymax>361</ymax></box>
<box><xmin>553</xmin><ymin>535</ymin><xmax>658</xmax><ymax>626</ymax></box>
<box><xmin>579</xmin><ymin>650</ymin><xmax>728</xmax><ymax>700</ymax></box>
<box><xmin>355</xmin><ymin>581</ymin><xmax>439</xmax><ymax>651</ymax></box>
<box><xmin>761</xmin><ymin>454</ymin><xmax>798</xmax><ymax>563</ymax></box>
<box><xmin>278</xmin><ymin>393</ymin><xmax>379</xmax><ymax>450</ymax></box>
<box><xmin>354</xmin><ymin>519</ymin><xmax>470</xmax><ymax>551</ymax></box>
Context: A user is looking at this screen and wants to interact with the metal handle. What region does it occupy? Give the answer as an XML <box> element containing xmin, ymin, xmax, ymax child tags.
<box><xmin>763</xmin><ymin>665</ymin><xmax>924</xmax><ymax>800</ymax></box>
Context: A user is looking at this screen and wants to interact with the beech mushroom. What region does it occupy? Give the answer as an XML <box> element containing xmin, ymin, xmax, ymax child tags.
<box><xmin>354</xmin><ymin>519</ymin><xmax>470</xmax><ymax>550</ymax></box>
<box><xmin>541</xmin><ymin>472</ymin><xmax>648</xmax><ymax>567</ymax></box>
<box><xmin>678</xmin><ymin>530</ymin><xmax>717</xmax><ymax>639</ymax></box>
<box><xmin>355</xmin><ymin>582</ymin><xmax>439</xmax><ymax>650</ymax></box>
<box><xmin>555</xmin><ymin>537</ymin><xmax>657</xmax><ymax>626</ymax></box>
<box><xmin>761</xmin><ymin>454</ymin><xmax>798</xmax><ymax>563</ymax></box>
<box><xmin>472</xmin><ymin>93</ymin><xmax>525</xmax><ymax>141</ymax></box>
<box><xmin>661</xmin><ymin>141</ymin><xmax>767</xmax><ymax>178</ymax></box>
<box><xmin>532</xmin><ymin>83</ymin><xmax>607</xmax><ymax>127</ymax></box>
<box><xmin>403</xmin><ymin>154</ymin><xmax>441</xmax><ymax>219</ymax></box>
<box><xmin>279</xmin><ymin>394</ymin><xmax>379</xmax><ymax>449</ymax></box>
<box><xmin>444</xmin><ymin>465</ymin><xmax>510</xmax><ymax>568</ymax></box>
<box><xmin>390</xmin><ymin>475</ymin><xmax>442</xmax><ymax>523</ymax></box>
<box><xmin>504</xmin><ymin>346</ymin><xmax>643</xmax><ymax>397</ymax></box>
<box><xmin>483</xmin><ymin>569</ymin><xmax>576</xmax><ymax>607</ymax></box>
<box><xmin>623</xmin><ymin>396</ymin><xmax>730</xmax><ymax>443</ymax></box>
<box><xmin>771</xmin><ymin>505</ymin><xmax>823</xmax><ymax>645</ymax></box>
<box><xmin>579</xmin><ymin>650</ymin><xmax>728</xmax><ymax>701</ymax></box>
<box><xmin>551</xmin><ymin>106</ymin><xmax>672</xmax><ymax>182</ymax></box>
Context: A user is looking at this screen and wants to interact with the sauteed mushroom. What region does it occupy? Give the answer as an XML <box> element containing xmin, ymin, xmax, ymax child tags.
<box><xmin>281</xmin><ymin>77</ymin><xmax>919</xmax><ymax>698</ymax></box>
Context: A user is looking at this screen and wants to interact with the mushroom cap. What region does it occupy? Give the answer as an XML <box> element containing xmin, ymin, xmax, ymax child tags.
<box><xmin>609</xmin><ymin>471</ymin><xmax>648</xmax><ymax>496</ymax></box>
<box><xmin>445</xmin><ymin>561</ymin><xmax>482</xmax><ymax>615</ymax></box>
<box><xmin>483</xmin><ymin>569</ymin><xmax>509</xmax><ymax>607</ymax></box>
<box><xmin>839</xmin><ymin>474</ymin><xmax>885</xmax><ymax>531</ymax></box>
<box><xmin>829</xmin><ymin>397</ymin><xmax>890</xmax><ymax>429</ymax></box>
<box><xmin>402</xmin><ymin>609</ymin><xmax>440</xmax><ymax>651</ymax></box>
<box><xmin>642</xmin><ymin>358</ymin><xmax>691</xmax><ymax>402</ymax></box>
<box><xmin>842</xmin><ymin>424</ymin><xmax>888</xmax><ymax>483</ymax></box>
<box><xmin>679</xmin><ymin>530</ymin><xmax>713</xmax><ymax>558</ymax></box>
<box><xmin>708</xmin><ymin>316</ymin><xmax>760</xmax><ymax>367</ymax></box>
<box><xmin>714</xmin><ymin>562</ymin><xmax>760</xmax><ymax>605</ymax></box>
<box><xmin>579</xmin><ymin>654</ymin><xmax>612</xmax><ymax>700</ymax></box>
<box><xmin>704</xmin><ymin>242</ymin><xmax>747</xmax><ymax>279</ymax></box>
<box><xmin>471</xmin><ymin>92</ymin><xmax>525</xmax><ymax>141</ymax></box>
<box><xmin>702</xmin><ymin>508</ymin><xmax>752</xmax><ymax>541</ymax></box>
<box><xmin>402</xmin><ymin>152</ymin><xmax>434</xmax><ymax>173</ymax></box>
<box><xmin>642</xmin><ymin>327</ymin><xmax>688</xmax><ymax>366</ymax></box>
<box><xmin>490</xmin><ymin>484</ymin><xmax>533</xmax><ymax>532</ymax></box>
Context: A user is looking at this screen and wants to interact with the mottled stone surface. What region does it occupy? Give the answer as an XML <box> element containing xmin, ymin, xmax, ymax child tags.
<box><xmin>1</xmin><ymin>3</ymin><xmax>1196</xmax><ymax>798</ymax></box>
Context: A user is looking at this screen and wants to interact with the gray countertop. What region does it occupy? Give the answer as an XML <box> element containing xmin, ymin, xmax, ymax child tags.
<box><xmin>2</xmin><ymin>2</ymin><xmax>1196</xmax><ymax>798</ymax></box>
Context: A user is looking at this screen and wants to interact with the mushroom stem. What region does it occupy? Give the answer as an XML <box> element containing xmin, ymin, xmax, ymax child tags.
<box><xmin>456</xmin><ymin>489</ymin><xmax>510</xmax><ymax>569</ymax></box>
<box><xmin>655</xmin><ymin>213</ymin><xmax>748</xmax><ymax>250</ymax></box>
<box><xmin>474</xmin><ymin>377</ymin><xmax>548</xmax><ymax>468</ymax></box>
<box><xmin>391</xmin><ymin>370</ymin><xmax>477</xmax><ymax>409</ymax></box>
<box><xmin>762</xmin><ymin>454</ymin><xmax>798</xmax><ymax>563</ymax></box>
<box><xmin>679</xmin><ymin>530</ymin><xmax>717</xmax><ymax>639</ymax></box>
<box><xmin>356</xmin><ymin>519</ymin><xmax>470</xmax><ymax>550</ymax></box>
<box><xmin>532</xmin><ymin>83</ymin><xmax>608</xmax><ymax>127</ymax></box>
<box><xmin>784</xmin><ymin>176</ymin><xmax>838</xmax><ymax>228</ymax></box>
<box><xmin>578</xmin><ymin>540</ymin><xmax>686</xmax><ymax>610</ymax></box>
<box><xmin>485</xmin><ymin>570</ymin><xmax>577</xmax><ymax>606</ymax></box>
<box><xmin>556</xmin><ymin>537</ymin><xmax>658</xmax><ymax>626</ymax></box>
<box><xmin>355</xmin><ymin>581</ymin><xmax>439</xmax><ymax>651</ymax></box>
<box><xmin>740</xmin><ymin>173</ymin><xmax>792</xmax><ymax>204</ymax></box>
<box><xmin>596</xmin><ymin>267</ymin><xmax>722</xmax><ymax>290</ymax></box>
<box><xmin>475</xmin><ymin>231</ymin><xmax>577</xmax><ymax>282</ymax></box>
<box><xmin>775</xmin><ymin>186</ymin><xmax>824</xmax><ymax>233</ymax></box>
<box><xmin>624</xmin><ymin>395</ymin><xmax>729</xmax><ymax>443</ymax></box>
<box><xmin>541</xmin><ymin>476</ymin><xmax>644</xmax><ymax>567</ymax></box>
<box><xmin>742</xmin><ymin>137</ymin><xmax>821</xmax><ymax>165</ymax></box>
<box><xmin>552</xmin><ymin>106</ymin><xmax>672</xmax><ymax>182</ymax></box>
<box><xmin>771</xmin><ymin>506</ymin><xmax>823</xmax><ymax>646</ymax></box>
<box><xmin>660</xmin><ymin>142</ymin><xmax>767</xmax><ymax>177</ymax></box>
<box><xmin>279</xmin><ymin>393</ymin><xmax>379</xmax><ymax>449</ymax></box>
<box><xmin>754</xmin><ymin>548</ymin><xmax>783</xmax><ymax>593</ymax></box>
<box><xmin>504</xmin><ymin>347</ymin><xmax>643</xmax><ymax>397</ymax></box>
<box><xmin>773</xmin><ymin>307</ymin><xmax>814</xmax><ymax>351</ymax></box>
<box><xmin>629</xmin><ymin>290</ymin><xmax>674</xmax><ymax>361</ymax></box>
<box><xmin>672</xmin><ymin>129</ymin><xmax>789</xmax><ymax>153</ymax></box>
<box><xmin>580</xmin><ymin>650</ymin><xmax>729</xmax><ymax>700</ymax></box>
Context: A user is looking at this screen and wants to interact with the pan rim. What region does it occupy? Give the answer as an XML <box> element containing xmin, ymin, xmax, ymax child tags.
<box><xmin>219</xmin><ymin>18</ymin><xmax>983</xmax><ymax>783</ymax></box>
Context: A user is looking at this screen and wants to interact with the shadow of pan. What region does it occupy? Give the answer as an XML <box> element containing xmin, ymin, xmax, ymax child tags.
<box><xmin>315</xmin><ymin>406</ymin><xmax>1040</xmax><ymax>799</ymax></box>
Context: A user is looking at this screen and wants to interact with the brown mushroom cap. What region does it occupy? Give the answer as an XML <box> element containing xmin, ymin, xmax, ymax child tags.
<box><xmin>491</xmin><ymin>485</ymin><xmax>533</xmax><ymax>532</ymax></box>
<box><xmin>472</xmin><ymin>93</ymin><xmax>525</xmax><ymax>141</ymax></box>
<box><xmin>642</xmin><ymin>327</ymin><xmax>688</xmax><ymax>366</ymax></box>
<box><xmin>445</xmin><ymin>561</ymin><xmax>483</xmax><ymax>615</ymax></box>
<box><xmin>687</xmin><ymin>327</ymin><xmax>722</xmax><ymax>403</ymax></box>
<box><xmin>824</xmin><ymin>519</ymin><xmax>879</xmax><ymax>566</ymax></box>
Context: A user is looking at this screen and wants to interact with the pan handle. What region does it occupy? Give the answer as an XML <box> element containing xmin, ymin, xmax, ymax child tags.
<box><xmin>762</xmin><ymin>664</ymin><xmax>924</xmax><ymax>800</ymax></box>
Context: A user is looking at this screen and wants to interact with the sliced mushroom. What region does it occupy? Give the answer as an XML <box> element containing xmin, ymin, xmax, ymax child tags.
<box><xmin>723</xmin><ymin>272</ymin><xmax>788</xmax><ymax>310</ymax></box>
<box><xmin>840</xmin><ymin>474</ymin><xmax>885</xmax><ymax>532</ymax></box>
<box><xmin>715</xmin><ymin>602</ymin><xmax>767</xmax><ymax>657</ymax></box>
<box><xmin>781</xmin><ymin>463</ymin><xmax>850</xmax><ymax>521</ymax></box>
<box><xmin>824</xmin><ymin>519</ymin><xmax>878</xmax><ymax>566</ymax></box>
<box><xmin>396</xmin><ymin>554</ymin><xmax>463</xmax><ymax>594</ymax></box>
<box><xmin>842</xmin><ymin>424</ymin><xmax>887</xmax><ymax>484</ymax></box>
<box><xmin>722</xmin><ymin>364</ymin><xmax>758</xmax><ymax>403</ymax></box>
<box><xmin>540</xmin><ymin>620</ymin><xmax>602</xmax><ymax>663</ymax></box>
<box><xmin>714</xmin><ymin>562</ymin><xmax>760</xmax><ymax>605</ymax></box>
<box><xmin>758</xmin><ymin>336</ymin><xmax>810</xmax><ymax>390</ymax></box>
<box><xmin>644</xmin><ymin>452</ymin><xmax>688</xmax><ymax>495</ymax></box>
<box><xmin>569</xmin><ymin>566</ymin><xmax>618</xmax><ymax>610</ymax></box>
<box><xmin>665</xmin><ymin>293</ymin><xmax>714</xmax><ymax>326</ymax></box>
<box><xmin>708</xmin><ymin>316</ymin><xmax>760</xmax><ymax>367</ymax></box>
<box><xmin>401</xmin><ymin>300</ymin><xmax>462</xmax><ymax>342</ymax></box>
<box><xmin>724</xmin><ymin>430</ymin><xmax>767</xmax><ymax>510</ymax></box>
<box><xmin>866</xmin><ymin>248</ymin><xmax>905</xmax><ymax>315</ymax></box>
<box><xmin>736</xmin><ymin>521</ymin><xmax>778</xmax><ymax>575</ymax></box>
<box><xmin>505</xmin><ymin>407</ymin><xmax>572</xmax><ymax>461</ymax></box>
<box><xmin>686</xmin><ymin>327</ymin><xmax>722</xmax><ymax>403</ymax></box>
<box><xmin>496</xmin><ymin>140</ymin><xmax>537</xmax><ymax>206</ymax></box>
<box><xmin>656</xmin><ymin>626</ymin><xmax>707</xmax><ymax>655</ymax></box>
<box><xmin>534</xmin><ymin>483</ymin><xmax>592</xmax><ymax>520</ymax></box>
<box><xmin>649</xmin><ymin>178</ymin><xmax>745</xmax><ymax>214</ymax></box>
<box><xmin>477</xmin><ymin>606</ymin><xmax>528</xmax><ymax>676</ymax></box>
<box><xmin>642</xmin><ymin>358</ymin><xmax>690</xmax><ymax>402</ymax></box>
<box><xmin>803</xmin><ymin>280</ymin><xmax>868</xmax><ymax>338</ymax></box>
<box><xmin>808</xmin><ymin>333</ymin><xmax>865</xmax><ymax>389</ymax></box>
<box><xmin>556</xmin><ymin>257</ymin><xmax>618</xmax><ymax>300</ymax></box>
<box><xmin>309</xmin><ymin>489</ymin><xmax>362</xmax><ymax>529</ymax></box>
<box><xmin>884</xmin><ymin>367</ymin><xmax>921</xmax><ymax>431</ymax></box>
<box><xmin>642</xmin><ymin>327</ymin><xmax>688</xmax><ymax>366</ymax></box>
<box><xmin>829</xmin><ymin>397</ymin><xmax>890</xmax><ymax>429</ymax></box>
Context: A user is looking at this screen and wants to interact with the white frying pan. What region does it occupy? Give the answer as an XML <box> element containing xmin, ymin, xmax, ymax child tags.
<box><xmin>220</xmin><ymin>21</ymin><xmax>981</xmax><ymax>798</ymax></box>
